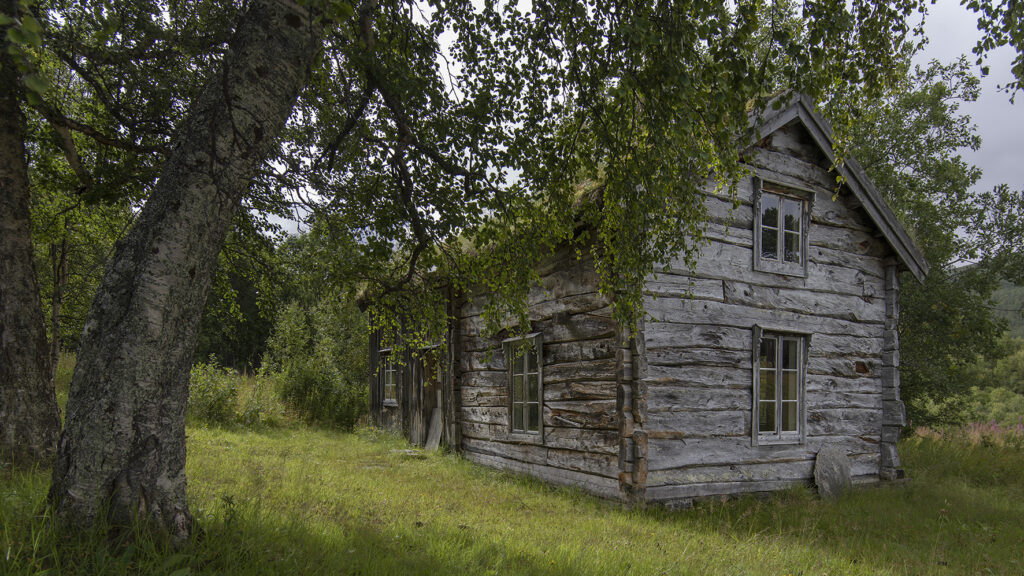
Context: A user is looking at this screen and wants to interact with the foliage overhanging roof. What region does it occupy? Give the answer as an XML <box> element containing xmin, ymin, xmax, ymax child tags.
<box><xmin>751</xmin><ymin>93</ymin><xmax>930</xmax><ymax>283</ymax></box>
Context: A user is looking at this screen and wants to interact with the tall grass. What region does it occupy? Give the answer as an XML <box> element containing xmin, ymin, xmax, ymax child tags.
<box><xmin>4</xmin><ymin>428</ymin><xmax>1023</xmax><ymax>575</ymax></box>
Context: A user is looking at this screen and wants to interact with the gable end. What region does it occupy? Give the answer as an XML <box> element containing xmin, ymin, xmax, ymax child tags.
<box><xmin>750</xmin><ymin>94</ymin><xmax>929</xmax><ymax>283</ymax></box>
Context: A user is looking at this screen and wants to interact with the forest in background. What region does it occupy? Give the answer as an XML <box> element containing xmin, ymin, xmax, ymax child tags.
<box><xmin>993</xmin><ymin>281</ymin><xmax>1024</xmax><ymax>337</ymax></box>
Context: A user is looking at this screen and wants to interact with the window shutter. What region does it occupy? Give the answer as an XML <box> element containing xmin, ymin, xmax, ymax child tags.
<box><xmin>752</xmin><ymin>177</ymin><xmax>763</xmax><ymax>272</ymax></box>
<box><xmin>751</xmin><ymin>325</ymin><xmax>763</xmax><ymax>447</ymax></box>
<box><xmin>534</xmin><ymin>333</ymin><xmax>544</xmax><ymax>441</ymax></box>
<box><xmin>503</xmin><ymin>340</ymin><xmax>513</xmax><ymax>432</ymax></box>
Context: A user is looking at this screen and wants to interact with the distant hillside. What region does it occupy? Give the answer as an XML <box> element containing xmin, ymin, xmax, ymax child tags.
<box><xmin>993</xmin><ymin>281</ymin><xmax>1024</xmax><ymax>337</ymax></box>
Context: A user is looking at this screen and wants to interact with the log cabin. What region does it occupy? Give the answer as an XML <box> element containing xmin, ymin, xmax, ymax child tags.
<box><xmin>368</xmin><ymin>94</ymin><xmax>927</xmax><ymax>506</ymax></box>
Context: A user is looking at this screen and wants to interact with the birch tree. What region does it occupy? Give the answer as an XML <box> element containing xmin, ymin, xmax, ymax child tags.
<box><xmin>49</xmin><ymin>0</ymin><xmax>320</xmax><ymax>539</ymax></box>
<box><xmin>0</xmin><ymin>0</ymin><xmax>61</xmax><ymax>464</ymax></box>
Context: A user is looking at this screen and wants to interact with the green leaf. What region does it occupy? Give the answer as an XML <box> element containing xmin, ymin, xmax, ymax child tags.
<box><xmin>20</xmin><ymin>13</ymin><xmax>40</xmax><ymax>35</ymax></box>
<box><xmin>0</xmin><ymin>13</ymin><xmax>14</xmax><ymax>26</ymax></box>
<box><xmin>6</xmin><ymin>26</ymin><xmax>26</xmax><ymax>45</ymax></box>
<box><xmin>335</xmin><ymin>1</ymin><xmax>354</xmax><ymax>19</ymax></box>
<box><xmin>24</xmin><ymin>88</ymin><xmax>43</xmax><ymax>106</ymax></box>
<box><xmin>22</xmin><ymin>73</ymin><xmax>48</xmax><ymax>94</ymax></box>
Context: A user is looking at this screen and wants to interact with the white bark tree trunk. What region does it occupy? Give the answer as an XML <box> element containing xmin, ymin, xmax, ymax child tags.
<box><xmin>0</xmin><ymin>0</ymin><xmax>62</xmax><ymax>465</ymax></box>
<box><xmin>49</xmin><ymin>0</ymin><xmax>319</xmax><ymax>541</ymax></box>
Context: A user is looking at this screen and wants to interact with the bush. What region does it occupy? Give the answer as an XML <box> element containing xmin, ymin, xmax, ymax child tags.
<box><xmin>962</xmin><ymin>335</ymin><xmax>1024</xmax><ymax>393</ymax></box>
<box><xmin>262</xmin><ymin>301</ymin><xmax>311</xmax><ymax>374</ymax></box>
<box><xmin>262</xmin><ymin>296</ymin><xmax>369</xmax><ymax>430</ymax></box>
<box><xmin>238</xmin><ymin>374</ymin><xmax>288</xmax><ymax>429</ymax></box>
<box><xmin>188</xmin><ymin>359</ymin><xmax>239</xmax><ymax>426</ymax></box>
<box><xmin>968</xmin><ymin>386</ymin><xmax>1024</xmax><ymax>427</ymax></box>
<box><xmin>276</xmin><ymin>358</ymin><xmax>368</xmax><ymax>431</ymax></box>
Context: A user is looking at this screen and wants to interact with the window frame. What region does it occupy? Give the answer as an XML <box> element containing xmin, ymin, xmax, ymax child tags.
<box><xmin>752</xmin><ymin>177</ymin><xmax>812</xmax><ymax>278</ymax></box>
<box><xmin>503</xmin><ymin>333</ymin><xmax>543</xmax><ymax>439</ymax></box>
<box><xmin>751</xmin><ymin>326</ymin><xmax>808</xmax><ymax>446</ymax></box>
<box><xmin>379</xmin><ymin>348</ymin><xmax>399</xmax><ymax>406</ymax></box>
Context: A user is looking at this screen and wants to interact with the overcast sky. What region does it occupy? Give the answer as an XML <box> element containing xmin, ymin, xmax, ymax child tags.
<box><xmin>917</xmin><ymin>3</ymin><xmax>1023</xmax><ymax>195</ymax></box>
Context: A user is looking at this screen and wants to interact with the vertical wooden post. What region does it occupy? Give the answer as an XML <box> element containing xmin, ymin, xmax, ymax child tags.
<box><xmin>368</xmin><ymin>330</ymin><xmax>380</xmax><ymax>427</ymax></box>
<box><xmin>443</xmin><ymin>284</ymin><xmax>462</xmax><ymax>450</ymax></box>
<box><xmin>616</xmin><ymin>322</ymin><xmax>648</xmax><ymax>505</ymax></box>
<box><xmin>880</xmin><ymin>263</ymin><xmax>906</xmax><ymax>480</ymax></box>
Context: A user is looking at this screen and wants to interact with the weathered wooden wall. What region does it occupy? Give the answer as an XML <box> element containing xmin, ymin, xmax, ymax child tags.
<box><xmin>456</xmin><ymin>245</ymin><xmax>624</xmax><ymax>498</ymax></box>
<box><xmin>641</xmin><ymin>119</ymin><xmax>900</xmax><ymax>503</ymax></box>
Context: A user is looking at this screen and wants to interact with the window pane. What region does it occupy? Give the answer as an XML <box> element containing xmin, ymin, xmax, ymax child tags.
<box><xmin>525</xmin><ymin>346</ymin><xmax>536</xmax><ymax>373</ymax></box>
<box><xmin>759</xmin><ymin>337</ymin><xmax>776</xmax><ymax>369</ymax></box>
<box><xmin>759</xmin><ymin>369</ymin><xmax>776</xmax><ymax>401</ymax></box>
<box><xmin>782</xmin><ymin>370</ymin><xmax>798</xmax><ymax>401</ymax></box>
<box><xmin>782</xmin><ymin>338</ymin><xmax>799</xmax><ymax>369</ymax></box>
<box><xmin>513</xmin><ymin>375</ymin><xmax>524</xmax><ymax>402</ymax></box>
<box><xmin>761</xmin><ymin>194</ymin><xmax>779</xmax><ymax>228</ymax></box>
<box><xmin>527</xmin><ymin>374</ymin><xmax>539</xmax><ymax>403</ymax></box>
<box><xmin>528</xmin><ymin>403</ymin><xmax>539</xmax><ymax>431</ymax></box>
<box><xmin>761</xmin><ymin>228</ymin><xmax>778</xmax><ymax>260</ymax></box>
<box><xmin>782</xmin><ymin>198</ymin><xmax>801</xmax><ymax>233</ymax></box>
<box><xmin>784</xmin><ymin>231</ymin><xmax>801</xmax><ymax>263</ymax></box>
<box><xmin>761</xmin><ymin>194</ymin><xmax>779</xmax><ymax>261</ymax></box>
<box><xmin>759</xmin><ymin>401</ymin><xmax>776</xmax><ymax>433</ymax></box>
<box><xmin>782</xmin><ymin>401</ymin><xmax>798</xmax><ymax>432</ymax></box>
<box><xmin>513</xmin><ymin>404</ymin><xmax>523</xmax><ymax>431</ymax></box>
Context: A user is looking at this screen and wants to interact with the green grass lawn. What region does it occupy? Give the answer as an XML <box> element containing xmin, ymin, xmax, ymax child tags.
<box><xmin>3</xmin><ymin>428</ymin><xmax>1023</xmax><ymax>575</ymax></box>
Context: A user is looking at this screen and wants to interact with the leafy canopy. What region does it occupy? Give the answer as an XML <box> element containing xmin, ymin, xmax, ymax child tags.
<box><xmin>12</xmin><ymin>0</ymin><xmax>1024</xmax><ymax>346</ymax></box>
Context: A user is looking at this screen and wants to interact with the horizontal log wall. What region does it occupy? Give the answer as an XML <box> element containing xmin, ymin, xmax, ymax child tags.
<box><xmin>456</xmin><ymin>245</ymin><xmax>622</xmax><ymax>498</ymax></box>
<box><xmin>642</xmin><ymin>121</ymin><xmax>894</xmax><ymax>504</ymax></box>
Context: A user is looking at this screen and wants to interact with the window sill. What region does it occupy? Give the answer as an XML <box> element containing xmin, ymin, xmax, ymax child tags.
<box><xmin>507</xmin><ymin>431</ymin><xmax>543</xmax><ymax>444</ymax></box>
<box><xmin>756</xmin><ymin>435</ymin><xmax>802</xmax><ymax>446</ymax></box>
<box><xmin>382</xmin><ymin>400</ymin><xmax>398</xmax><ymax>408</ymax></box>
<box><xmin>754</xmin><ymin>259</ymin><xmax>807</xmax><ymax>278</ymax></box>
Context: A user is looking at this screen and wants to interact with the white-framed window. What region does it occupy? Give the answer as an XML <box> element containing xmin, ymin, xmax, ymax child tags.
<box><xmin>753</xmin><ymin>179</ymin><xmax>810</xmax><ymax>277</ymax></box>
<box><xmin>753</xmin><ymin>327</ymin><xmax>806</xmax><ymax>445</ymax></box>
<box><xmin>380</xmin><ymin>349</ymin><xmax>398</xmax><ymax>404</ymax></box>
<box><xmin>504</xmin><ymin>333</ymin><xmax>543</xmax><ymax>435</ymax></box>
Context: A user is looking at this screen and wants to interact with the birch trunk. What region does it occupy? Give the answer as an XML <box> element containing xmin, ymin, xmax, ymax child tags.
<box><xmin>0</xmin><ymin>0</ymin><xmax>61</xmax><ymax>465</ymax></box>
<box><xmin>49</xmin><ymin>0</ymin><xmax>319</xmax><ymax>540</ymax></box>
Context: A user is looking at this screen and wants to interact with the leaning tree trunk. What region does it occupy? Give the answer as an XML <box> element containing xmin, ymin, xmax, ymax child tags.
<box><xmin>50</xmin><ymin>0</ymin><xmax>319</xmax><ymax>541</ymax></box>
<box><xmin>0</xmin><ymin>0</ymin><xmax>62</xmax><ymax>465</ymax></box>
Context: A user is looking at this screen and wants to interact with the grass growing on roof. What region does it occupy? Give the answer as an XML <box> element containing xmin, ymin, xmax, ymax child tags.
<box><xmin>3</xmin><ymin>428</ymin><xmax>1023</xmax><ymax>575</ymax></box>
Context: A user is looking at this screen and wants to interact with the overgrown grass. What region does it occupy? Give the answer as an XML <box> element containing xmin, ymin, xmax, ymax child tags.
<box><xmin>186</xmin><ymin>360</ymin><xmax>292</xmax><ymax>429</ymax></box>
<box><xmin>3</xmin><ymin>429</ymin><xmax>1023</xmax><ymax>575</ymax></box>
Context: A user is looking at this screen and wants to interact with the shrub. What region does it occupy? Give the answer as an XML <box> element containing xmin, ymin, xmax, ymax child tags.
<box><xmin>967</xmin><ymin>385</ymin><xmax>1024</xmax><ymax>426</ymax></box>
<box><xmin>276</xmin><ymin>358</ymin><xmax>368</xmax><ymax>431</ymax></box>
<box><xmin>262</xmin><ymin>301</ymin><xmax>311</xmax><ymax>374</ymax></box>
<box><xmin>238</xmin><ymin>374</ymin><xmax>288</xmax><ymax>429</ymax></box>
<box><xmin>188</xmin><ymin>359</ymin><xmax>239</xmax><ymax>426</ymax></box>
<box><xmin>262</xmin><ymin>296</ymin><xmax>369</xmax><ymax>430</ymax></box>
